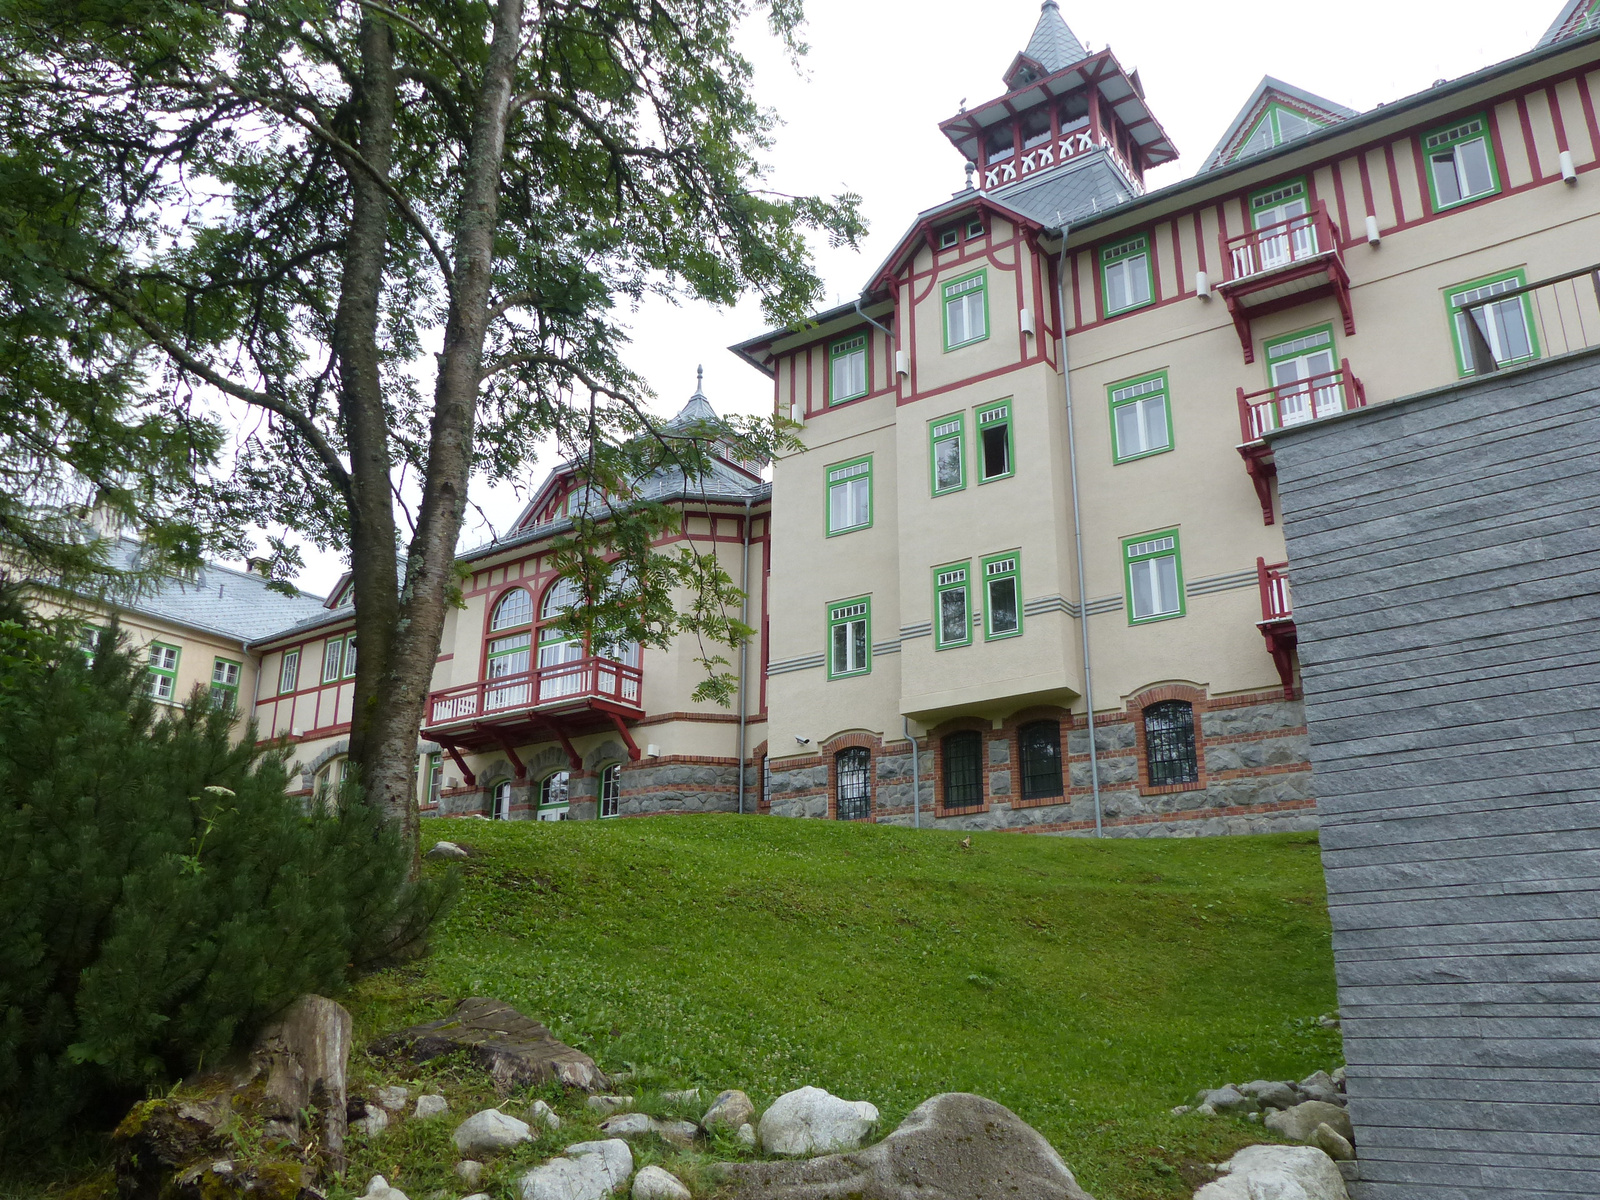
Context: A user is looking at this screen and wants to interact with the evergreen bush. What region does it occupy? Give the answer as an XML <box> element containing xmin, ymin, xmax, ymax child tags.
<box><xmin>0</xmin><ymin>598</ymin><xmax>452</xmax><ymax>1145</ymax></box>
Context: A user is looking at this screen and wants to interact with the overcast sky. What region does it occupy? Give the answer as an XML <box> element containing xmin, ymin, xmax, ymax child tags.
<box><xmin>277</xmin><ymin>0</ymin><xmax>1559</xmax><ymax>594</ymax></box>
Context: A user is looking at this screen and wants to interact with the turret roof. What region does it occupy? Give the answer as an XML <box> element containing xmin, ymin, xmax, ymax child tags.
<box><xmin>1022</xmin><ymin>1</ymin><xmax>1088</xmax><ymax>74</ymax></box>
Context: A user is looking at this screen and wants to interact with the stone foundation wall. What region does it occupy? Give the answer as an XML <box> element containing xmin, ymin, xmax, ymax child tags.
<box><xmin>766</xmin><ymin>690</ymin><xmax>1316</xmax><ymax>837</ymax></box>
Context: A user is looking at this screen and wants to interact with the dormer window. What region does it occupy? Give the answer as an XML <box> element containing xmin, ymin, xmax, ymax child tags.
<box><xmin>985</xmin><ymin>126</ymin><xmax>1015</xmax><ymax>165</ymax></box>
<box><xmin>965</xmin><ymin>219</ymin><xmax>984</xmax><ymax>240</ymax></box>
<box><xmin>1233</xmin><ymin>103</ymin><xmax>1325</xmax><ymax>163</ymax></box>
<box><xmin>939</xmin><ymin>228</ymin><xmax>959</xmax><ymax>249</ymax></box>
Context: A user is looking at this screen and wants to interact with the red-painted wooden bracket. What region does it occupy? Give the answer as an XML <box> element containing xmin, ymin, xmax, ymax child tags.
<box><xmin>1239</xmin><ymin>444</ymin><xmax>1277</xmax><ymax>526</ymax></box>
<box><xmin>438</xmin><ymin>739</ymin><xmax>476</xmax><ymax>788</ymax></box>
<box><xmin>1258</xmin><ymin>620</ymin><xmax>1298</xmax><ymax>701</ymax></box>
<box><xmin>606</xmin><ymin>711</ymin><xmax>643</xmax><ymax>761</ymax></box>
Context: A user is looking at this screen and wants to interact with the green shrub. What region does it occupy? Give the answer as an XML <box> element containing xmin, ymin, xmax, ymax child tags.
<box><xmin>0</xmin><ymin>600</ymin><xmax>451</xmax><ymax>1145</ymax></box>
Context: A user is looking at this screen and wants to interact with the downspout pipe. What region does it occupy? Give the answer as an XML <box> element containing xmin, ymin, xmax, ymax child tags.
<box><xmin>1052</xmin><ymin>225</ymin><xmax>1104</xmax><ymax>838</ymax></box>
<box><xmin>904</xmin><ymin>715</ymin><xmax>921</xmax><ymax>829</ymax></box>
<box><xmin>853</xmin><ymin>295</ymin><xmax>893</xmax><ymax>344</ymax></box>
<box><xmin>736</xmin><ymin>495</ymin><xmax>753</xmax><ymax>815</ymax></box>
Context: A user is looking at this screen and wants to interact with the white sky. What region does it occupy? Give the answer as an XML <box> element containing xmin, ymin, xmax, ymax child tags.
<box><xmin>273</xmin><ymin>0</ymin><xmax>1558</xmax><ymax>595</ymax></box>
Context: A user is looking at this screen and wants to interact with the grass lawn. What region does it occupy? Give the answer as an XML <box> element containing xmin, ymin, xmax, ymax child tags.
<box><xmin>339</xmin><ymin>815</ymin><xmax>1340</xmax><ymax>1200</ymax></box>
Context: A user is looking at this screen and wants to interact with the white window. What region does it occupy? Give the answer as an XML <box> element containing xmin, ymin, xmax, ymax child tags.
<box><xmin>965</xmin><ymin>218</ymin><xmax>985</xmax><ymax>239</ymax></box>
<box><xmin>279</xmin><ymin>650</ymin><xmax>300</xmax><ymax>695</ymax></box>
<box><xmin>1426</xmin><ymin>117</ymin><xmax>1497</xmax><ymax>208</ymax></box>
<box><xmin>1110</xmin><ymin>376</ymin><xmax>1171</xmax><ymax>460</ymax></box>
<box><xmin>930</xmin><ymin>416</ymin><xmax>964</xmax><ymax>494</ymax></box>
<box><xmin>601</xmin><ymin>763</ymin><xmax>622</xmax><ymax>818</ymax></box>
<box><xmin>1451</xmin><ymin>276</ymin><xmax>1536</xmax><ymax>374</ymax></box>
<box><xmin>322</xmin><ymin>638</ymin><xmax>343</xmax><ymax>683</ymax></box>
<box><xmin>1126</xmin><ymin>534</ymin><xmax>1183</xmax><ymax>622</ymax></box>
<box><xmin>935</xmin><ymin>566</ymin><xmax>971</xmax><ymax>649</ymax></box>
<box><xmin>826</xmin><ymin>458</ymin><xmax>871</xmax><ymax>535</ymax></box>
<box><xmin>343</xmin><ymin>637</ymin><xmax>358</xmax><ymax>678</ymax></box>
<box><xmin>984</xmin><ymin>556</ymin><xmax>1020</xmax><ymax>639</ymax></box>
<box><xmin>943</xmin><ymin>274</ymin><xmax>987</xmax><ymax>347</ymax></box>
<box><xmin>147</xmin><ymin>643</ymin><xmax>180</xmax><ymax>701</ymax></box>
<box><xmin>492</xmin><ymin>780</ymin><xmax>512</xmax><ymax>820</ymax></box>
<box><xmin>491</xmin><ymin>587</ymin><xmax>533</xmax><ymax>630</ymax></box>
<box><xmin>1102</xmin><ymin>238</ymin><xmax>1151</xmax><ymax>316</ymax></box>
<box><xmin>829</xmin><ymin>335</ymin><xmax>868</xmax><ymax>403</ymax></box>
<box><xmin>1267</xmin><ymin>329</ymin><xmax>1340</xmax><ymax>425</ymax></box>
<box><xmin>829</xmin><ymin>599</ymin><xmax>870</xmax><ymax>678</ymax></box>
<box><xmin>211</xmin><ymin>659</ymin><xmax>238</xmax><ymax>688</ymax></box>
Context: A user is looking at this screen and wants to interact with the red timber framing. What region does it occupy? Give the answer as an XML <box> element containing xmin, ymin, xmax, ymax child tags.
<box><xmin>1216</xmin><ymin>202</ymin><xmax>1353</xmax><ymax>363</ymax></box>
<box><xmin>1256</xmin><ymin>558</ymin><xmax>1297</xmax><ymax>700</ymax></box>
<box><xmin>1236</xmin><ymin>361</ymin><xmax>1368</xmax><ymax>525</ymax></box>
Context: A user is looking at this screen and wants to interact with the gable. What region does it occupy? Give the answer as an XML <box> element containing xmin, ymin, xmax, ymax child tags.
<box><xmin>1200</xmin><ymin>78</ymin><xmax>1358</xmax><ymax>173</ymax></box>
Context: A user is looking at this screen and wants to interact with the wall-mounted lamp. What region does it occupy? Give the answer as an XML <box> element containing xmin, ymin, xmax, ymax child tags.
<box><xmin>1561</xmin><ymin>150</ymin><xmax>1578</xmax><ymax>183</ymax></box>
<box><xmin>646</xmin><ymin>743</ymin><xmax>661</xmax><ymax>758</ymax></box>
<box><xmin>896</xmin><ymin>349</ymin><xmax>910</xmax><ymax>377</ymax></box>
<box><xmin>1365</xmin><ymin>215</ymin><xmax>1381</xmax><ymax>246</ymax></box>
<box><xmin>1195</xmin><ymin>271</ymin><xmax>1211</xmax><ymax>299</ymax></box>
<box><xmin>1020</xmin><ymin>307</ymin><xmax>1036</xmax><ymax>337</ymax></box>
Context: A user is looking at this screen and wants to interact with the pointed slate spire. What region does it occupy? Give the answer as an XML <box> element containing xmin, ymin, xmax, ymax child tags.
<box><xmin>1023</xmin><ymin>1</ymin><xmax>1088</xmax><ymax>74</ymax></box>
<box><xmin>667</xmin><ymin>365</ymin><xmax>719</xmax><ymax>431</ymax></box>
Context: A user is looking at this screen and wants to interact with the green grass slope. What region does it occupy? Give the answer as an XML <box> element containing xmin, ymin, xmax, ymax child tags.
<box><xmin>348</xmin><ymin>816</ymin><xmax>1339</xmax><ymax>1200</ymax></box>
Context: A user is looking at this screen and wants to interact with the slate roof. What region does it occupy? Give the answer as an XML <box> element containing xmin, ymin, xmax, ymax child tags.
<box><xmin>98</xmin><ymin>538</ymin><xmax>328</xmax><ymax>643</ymax></box>
<box><xmin>1198</xmin><ymin>76</ymin><xmax>1360</xmax><ymax>174</ymax></box>
<box><xmin>991</xmin><ymin>152</ymin><xmax>1135</xmax><ymax>227</ymax></box>
<box><xmin>1022</xmin><ymin>1</ymin><xmax>1088</xmax><ymax>74</ymax></box>
<box><xmin>1538</xmin><ymin>0</ymin><xmax>1600</xmax><ymax>46</ymax></box>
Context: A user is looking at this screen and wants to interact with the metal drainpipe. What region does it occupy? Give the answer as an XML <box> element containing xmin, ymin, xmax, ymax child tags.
<box><xmin>853</xmin><ymin>296</ymin><xmax>893</xmax><ymax>344</ymax></box>
<box><xmin>736</xmin><ymin>495</ymin><xmax>753</xmax><ymax>815</ymax></box>
<box><xmin>1054</xmin><ymin>228</ymin><xmax>1104</xmax><ymax>837</ymax></box>
<box><xmin>904</xmin><ymin>715</ymin><xmax>921</xmax><ymax>829</ymax></box>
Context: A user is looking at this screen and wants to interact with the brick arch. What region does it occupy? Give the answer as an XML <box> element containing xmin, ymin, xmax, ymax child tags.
<box><xmin>821</xmin><ymin>731</ymin><xmax>882</xmax><ymax>822</ymax></box>
<box><xmin>927</xmin><ymin>716</ymin><xmax>992</xmax><ymax>818</ymax></box>
<box><xmin>1001</xmin><ymin>705</ymin><xmax>1075</xmax><ymax>810</ymax></box>
<box><xmin>1128</xmin><ymin>683</ymin><xmax>1209</xmax><ymax>796</ymax></box>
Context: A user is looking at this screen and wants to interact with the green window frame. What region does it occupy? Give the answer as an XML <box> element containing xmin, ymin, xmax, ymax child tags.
<box><xmin>147</xmin><ymin>641</ymin><xmax>181</xmax><ymax>701</ymax></box>
<box><xmin>1423</xmin><ymin>114</ymin><xmax>1501</xmax><ymax>212</ymax></box>
<box><xmin>1446</xmin><ymin>269</ymin><xmax>1540</xmax><ymax>377</ymax></box>
<box><xmin>1108</xmin><ymin>371</ymin><xmax>1173</xmax><ymax>463</ymax></box>
<box><xmin>982</xmin><ymin>552</ymin><xmax>1022</xmax><ymax>641</ymax></box>
<box><xmin>1100</xmin><ymin>234</ymin><xmax>1153</xmax><ymax>317</ymax></box>
<box><xmin>1232</xmin><ymin>104</ymin><xmax>1325</xmax><ymax>162</ymax></box>
<box><xmin>423</xmin><ymin>751</ymin><xmax>443</xmax><ymax>807</ymax></box>
<box><xmin>827</xmin><ymin>596</ymin><xmax>872</xmax><ymax>680</ymax></box>
<box><xmin>279</xmin><ymin>649</ymin><xmax>300</xmax><ymax>695</ymax></box>
<box><xmin>78</xmin><ymin>623</ymin><xmax>102</xmax><ymax>661</ymax></box>
<box><xmin>942</xmin><ymin>271</ymin><xmax>989</xmax><ymax>350</ymax></box>
<box><xmin>928</xmin><ymin>412</ymin><xmax>966</xmax><ymax>496</ymax></box>
<box><xmin>975</xmin><ymin>400</ymin><xmax>1014</xmax><ymax>482</ymax></box>
<box><xmin>343</xmin><ymin>636</ymin><xmax>358</xmax><ymax>679</ymax></box>
<box><xmin>829</xmin><ymin>333</ymin><xmax>869</xmax><ymax>404</ymax></box>
<box><xmin>933</xmin><ymin>562</ymin><xmax>973</xmax><ymax>650</ymax></box>
<box><xmin>825</xmin><ymin>455</ymin><xmax>873</xmax><ymax>536</ymax></box>
<box><xmin>210</xmin><ymin>657</ymin><xmax>241</xmax><ymax>713</ymax></box>
<box><xmin>1123</xmin><ymin>530</ymin><xmax>1185</xmax><ymax>625</ymax></box>
<box><xmin>322</xmin><ymin>637</ymin><xmax>344</xmax><ymax>683</ymax></box>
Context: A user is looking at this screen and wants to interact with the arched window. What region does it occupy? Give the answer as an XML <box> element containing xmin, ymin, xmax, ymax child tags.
<box><xmin>835</xmin><ymin>747</ymin><xmax>871</xmax><ymax>821</ymax></box>
<box><xmin>491</xmin><ymin>587</ymin><xmax>533</xmax><ymax>631</ymax></box>
<box><xmin>600</xmin><ymin>764</ymin><xmax>621</xmax><ymax>819</ymax></box>
<box><xmin>941</xmin><ymin>731</ymin><xmax>983</xmax><ymax>811</ymax></box>
<box><xmin>1019</xmin><ymin>720</ymin><xmax>1063</xmax><ymax>800</ymax></box>
<box><xmin>538</xmin><ymin>771</ymin><xmax>570</xmax><ymax>821</ymax></box>
<box><xmin>1144</xmin><ymin>701</ymin><xmax>1199</xmax><ymax>786</ymax></box>
<box><xmin>539</xmin><ymin>578</ymin><xmax>586</xmax><ymax>700</ymax></box>
<box><xmin>541</xmin><ymin>576</ymin><xmax>582</xmax><ymax>619</ymax></box>
<box><xmin>491</xmin><ymin>779</ymin><xmax>512</xmax><ymax>820</ymax></box>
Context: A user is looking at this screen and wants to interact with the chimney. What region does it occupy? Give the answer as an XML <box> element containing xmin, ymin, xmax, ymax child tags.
<box><xmin>246</xmin><ymin>556</ymin><xmax>273</xmax><ymax>577</ymax></box>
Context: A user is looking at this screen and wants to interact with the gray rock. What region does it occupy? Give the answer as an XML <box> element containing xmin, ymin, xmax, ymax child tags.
<box><xmin>1316</xmin><ymin>1011</ymin><xmax>1341</xmax><ymax>1029</ymax></box>
<box><xmin>518</xmin><ymin>1139</ymin><xmax>633</xmax><ymax>1200</ymax></box>
<box><xmin>455</xmin><ymin>1161</ymin><xmax>484</xmax><ymax>1188</ymax></box>
<box><xmin>586</xmin><ymin>1095</ymin><xmax>633</xmax><ymax>1113</ymax></box>
<box><xmin>631</xmin><ymin>1166</ymin><xmax>690</xmax><ymax>1200</ymax></box>
<box><xmin>660</xmin><ymin>1089</ymin><xmax>701</xmax><ymax>1105</ymax></box>
<box><xmin>1313</xmin><ymin>1122</ymin><xmax>1356</xmax><ymax>1161</ymax></box>
<box><xmin>358</xmin><ymin>1107</ymin><xmax>390</xmax><ymax>1138</ymax></box>
<box><xmin>370</xmin><ymin>997</ymin><xmax>607</xmax><ymax>1095</ymax></box>
<box><xmin>1197</xmin><ymin>1086</ymin><xmax>1258</xmax><ymax>1115</ymax></box>
<box><xmin>653</xmin><ymin>1119</ymin><xmax>698</xmax><ymax>1147</ymax></box>
<box><xmin>721</xmin><ymin>1092</ymin><xmax>1093</xmax><ymax>1199</ymax></box>
<box><xmin>1170</xmin><ymin>1105</ymin><xmax>1192</xmax><ymax>1116</ymax></box>
<box><xmin>530</xmin><ymin>1099</ymin><xmax>561</xmax><ymax>1129</ymax></box>
<box><xmin>1238</xmin><ymin>1079</ymin><xmax>1300</xmax><ymax>1110</ymax></box>
<box><xmin>737</xmin><ymin>1122</ymin><xmax>757</xmax><ymax>1147</ymax></box>
<box><xmin>598</xmin><ymin>1113</ymin><xmax>654</xmax><ymax>1138</ymax></box>
<box><xmin>1195</xmin><ymin>1102</ymin><xmax>1217</xmax><ymax>1117</ymax></box>
<box><xmin>1194</xmin><ymin>1144</ymin><xmax>1348</xmax><ymax>1200</ymax></box>
<box><xmin>377</xmin><ymin>1086</ymin><xmax>410</xmax><ymax>1111</ymax></box>
<box><xmin>362</xmin><ymin>1176</ymin><xmax>410</xmax><ymax>1200</ymax></box>
<box><xmin>453</xmin><ymin>1108</ymin><xmax>534</xmax><ymax>1156</ymax></box>
<box><xmin>1298</xmin><ymin>1071</ymin><xmax>1344</xmax><ymax>1106</ymax></box>
<box><xmin>415</xmin><ymin>1094</ymin><xmax>449</xmax><ymax>1119</ymax></box>
<box><xmin>703</xmin><ymin>1089</ymin><xmax>757</xmax><ymax>1130</ymax></box>
<box><xmin>1330</xmin><ymin>1066</ymin><xmax>1347</xmax><ymax>1088</ymax></box>
<box><xmin>758</xmin><ymin>1086</ymin><xmax>879</xmax><ymax>1156</ymax></box>
<box><xmin>463</xmin><ymin>1195</ymin><xmax>491</xmax><ymax>1200</ymax></box>
<box><xmin>1266</xmin><ymin>1100</ymin><xmax>1353</xmax><ymax>1144</ymax></box>
<box><xmin>426</xmin><ymin>841</ymin><xmax>470</xmax><ymax>860</ymax></box>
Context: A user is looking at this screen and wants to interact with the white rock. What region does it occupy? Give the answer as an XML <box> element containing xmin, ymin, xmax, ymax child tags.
<box><xmin>598</xmin><ymin>1113</ymin><xmax>654</xmax><ymax>1138</ymax></box>
<box><xmin>1267</xmin><ymin>1101</ymin><xmax>1353</xmax><ymax>1144</ymax></box>
<box><xmin>702</xmin><ymin>1089</ymin><xmax>756</xmax><ymax>1130</ymax></box>
<box><xmin>567</xmin><ymin>1139</ymin><xmax>633</xmax><ymax>1188</ymax></box>
<box><xmin>377</xmin><ymin>1086</ymin><xmax>410</xmax><ymax>1111</ymax></box>
<box><xmin>518</xmin><ymin>1139</ymin><xmax>633</xmax><ymax>1200</ymax></box>
<box><xmin>453</xmin><ymin>1107</ymin><xmax>534</xmax><ymax>1156</ymax></box>
<box><xmin>1196</xmin><ymin>1102</ymin><xmax>1218</xmax><ymax>1117</ymax></box>
<box><xmin>455</xmin><ymin>1161</ymin><xmax>483</xmax><ymax>1188</ymax></box>
<box><xmin>586</xmin><ymin>1094</ymin><xmax>633</xmax><ymax>1113</ymax></box>
<box><xmin>426</xmin><ymin>841</ymin><xmax>470</xmax><ymax>860</ymax></box>
<box><xmin>357</xmin><ymin>1107</ymin><xmax>390</xmax><ymax>1138</ymax></box>
<box><xmin>736</xmin><ymin>1122</ymin><xmax>757</xmax><ymax>1148</ymax></box>
<box><xmin>660</xmin><ymin>1089</ymin><xmax>700</xmax><ymax>1105</ymax></box>
<box><xmin>1194</xmin><ymin>1144</ymin><xmax>1349</xmax><ymax>1200</ymax></box>
<box><xmin>631</xmin><ymin>1166</ymin><xmax>690</xmax><ymax>1200</ymax></box>
<box><xmin>1170</xmin><ymin>1105</ymin><xmax>1192</xmax><ymax>1116</ymax></box>
<box><xmin>361</xmin><ymin>1176</ymin><xmax>409</xmax><ymax>1200</ymax></box>
<box><xmin>530</xmin><ymin>1099</ymin><xmax>561</xmax><ymax>1129</ymax></box>
<box><xmin>758</xmin><ymin>1086</ymin><xmax>879</xmax><ymax>1156</ymax></box>
<box><xmin>415</xmin><ymin>1094</ymin><xmax>449</xmax><ymax>1119</ymax></box>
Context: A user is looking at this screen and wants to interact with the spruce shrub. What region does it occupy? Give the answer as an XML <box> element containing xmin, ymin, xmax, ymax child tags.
<box><xmin>0</xmin><ymin>601</ymin><xmax>451</xmax><ymax>1144</ymax></box>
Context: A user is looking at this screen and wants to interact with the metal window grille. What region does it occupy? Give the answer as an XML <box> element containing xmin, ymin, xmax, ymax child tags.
<box><xmin>1144</xmin><ymin>701</ymin><xmax>1199</xmax><ymax>786</ymax></box>
<box><xmin>1019</xmin><ymin>720</ymin><xmax>1064</xmax><ymax>800</ymax></box>
<box><xmin>941</xmin><ymin>731</ymin><xmax>983</xmax><ymax>810</ymax></box>
<box><xmin>835</xmin><ymin>747</ymin><xmax>872</xmax><ymax>821</ymax></box>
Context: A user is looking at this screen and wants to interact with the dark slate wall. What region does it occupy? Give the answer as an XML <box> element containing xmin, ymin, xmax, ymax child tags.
<box><xmin>1270</xmin><ymin>349</ymin><xmax>1600</xmax><ymax>1200</ymax></box>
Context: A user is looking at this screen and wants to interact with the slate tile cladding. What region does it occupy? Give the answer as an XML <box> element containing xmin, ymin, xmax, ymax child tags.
<box><xmin>1270</xmin><ymin>347</ymin><xmax>1600</xmax><ymax>1200</ymax></box>
<box><xmin>765</xmin><ymin>690</ymin><xmax>1315</xmax><ymax>836</ymax></box>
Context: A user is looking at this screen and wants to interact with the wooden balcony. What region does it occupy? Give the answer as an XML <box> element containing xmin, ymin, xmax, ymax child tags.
<box><xmin>1236</xmin><ymin>361</ymin><xmax>1368</xmax><ymax>525</ymax></box>
<box><xmin>1217</xmin><ymin>203</ymin><xmax>1354</xmax><ymax>363</ymax></box>
<box><xmin>424</xmin><ymin>656</ymin><xmax>643</xmax><ymax>783</ymax></box>
<box><xmin>1256</xmin><ymin>558</ymin><xmax>1297</xmax><ymax>699</ymax></box>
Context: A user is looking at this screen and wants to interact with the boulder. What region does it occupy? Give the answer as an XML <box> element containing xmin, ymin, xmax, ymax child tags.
<box><xmin>632</xmin><ymin>1166</ymin><xmax>691</xmax><ymax>1200</ymax></box>
<box><xmin>1298</xmin><ymin>1070</ymin><xmax>1343</xmax><ymax>1105</ymax></box>
<box><xmin>722</xmin><ymin>1092</ymin><xmax>1093</xmax><ymax>1200</ymax></box>
<box><xmin>377</xmin><ymin>1087</ymin><xmax>409</xmax><ymax>1112</ymax></box>
<box><xmin>370</xmin><ymin>997</ymin><xmax>607</xmax><ymax>1095</ymax></box>
<box><xmin>416</xmin><ymin>1094</ymin><xmax>449</xmax><ymax>1119</ymax></box>
<box><xmin>587</xmin><ymin>1095</ymin><xmax>633</xmax><ymax>1113</ymax></box>
<box><xmin>1313</xmin><ymin>1122</ymin><xmax>1356</xmax><ymax>1161</ymax></box>
<box><xmin>456</xmin><ymin>1161</ymin><xmax>484</xmax><ymax>1188</ymax></box>
<box><xmin>1194</xmin><ymin>1144</ymin><xmax>1348</xmax><ymax>1200</ymax></box>
<box><xmin>1238</xmin><ymin>1080</ymin><xmax>1300</xmax><ymax>1111</ymax></box>
<box><xmin>758</xmin><ymin>1086</ymin><xmax>879</xmax><ymax>1156</ymax></box>
<box><xmin>357</xmin><ymin>1107</ymin><xmax>390</xmax><ymax>1139</ymax></box>
<box><xmin>703</xmin><ymin>1089</ymin><xmax>757</xmax><ymax>1130</ymax></box>
<box><xmin>1196</xmin><ymin>1086</ymin><xmax>1257</xmax><ymax>1115</ymax></box>
<box><xmin>654</xmin><ymin>1119</ymin><xmax>698</xmax><ymax>1147</ymax></box>
<box><xmin>1266</xmin><ymin>1101</ymin><xmax>1353</xmax><ymax>1145</ymax></box>
<box><xmin>363</xmin><ymin>1176</ymin><xmax>410</xmax><ymax>1200</ymax></box>
<box><xmin>426</xmin><ymin>841</ymin><xmax>471</xmax><ymax>860</ymax></box>
<box><xmin>661</xmin><ymin>1089</ymin><xmax>701</xmax><ymax>1105</ymax></box>
<box><xmin>453</xmin><ymin>1108</ymin><xmax>534</xmax><ymax>1156</ymax></box>
<box><xmin>1330</xmin><ymin>1067</ymin><xmax>1347</xmax><ymax>1088</ymax></box>
<box><xmin>598</xmin><ymin>1113</ymin><xmax>654</xmax><ymax>1138</ymax></box>
<box><xmin>737</xmin><ymin>1123</ymin><xmax>757</xmax><ymax>1148</ymax></box>
<box><xmin>531</xmin><ymin>1099</ymin><xmax>561</xmax><ymax>1129</ymax></box>
<box><xmin>519</xmin><ymin>1140</ymin><xmax>633</xmax><ymax>1200</ymax></box>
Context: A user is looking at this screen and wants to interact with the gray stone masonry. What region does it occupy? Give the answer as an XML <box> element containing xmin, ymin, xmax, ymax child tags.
<box><xmin>1271</xmin><ymin>348</ymin><xmax>1600</xmax><ymax>1200</ymax></box>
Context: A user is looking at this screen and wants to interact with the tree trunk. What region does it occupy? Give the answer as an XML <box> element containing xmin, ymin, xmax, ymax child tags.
<box><xmin>354</xmin><ymin>0</ymin><xmax>526</xmax><ymax>860</ymax></box>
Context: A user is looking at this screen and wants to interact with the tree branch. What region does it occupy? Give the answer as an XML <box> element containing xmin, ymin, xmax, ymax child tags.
<box><xmin>357</xmin><ymin>0</ymin><xmax>471</xmax><ymax>81</ymax></box>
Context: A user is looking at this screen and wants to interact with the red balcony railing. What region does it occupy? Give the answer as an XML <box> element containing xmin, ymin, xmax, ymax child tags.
<box><xmin>1238</xmin><ymin>360</ymin><xmax>1368</xmax><ymax>442</ymax></box>
<box><xmin>1258</xmin><ymin>558</ymin><xmax>1292</xmax><ymax>623</ymax></box>
<box><xmin>426</xmin><ymin>656</ymin><xmax>642</xmax><ymax>728</ymax></box>
<box><xmin>1222</xmin><ymin>203</ymin><xmax>1341</xmax><ymax>284</ymax></box>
